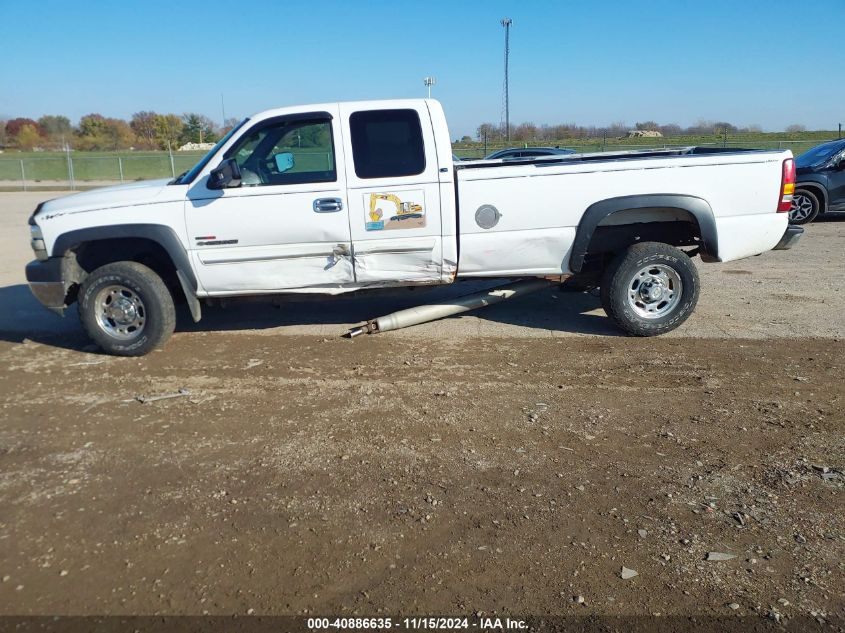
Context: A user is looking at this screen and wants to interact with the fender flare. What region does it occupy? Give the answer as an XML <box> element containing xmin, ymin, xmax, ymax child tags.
<box><xmin>794</xmin><ymin>181</ymin><xmax>829</xmax><ymax>212</ymax></box>
<box><xmin>569</xmin><ymin>194</ymin><xmax>719</xmax><ymax>273</ymax></box>
<box><xmin>51</xmin><ymin>223</ymin><xmax>198</xmax><ymax>292</ymax></box>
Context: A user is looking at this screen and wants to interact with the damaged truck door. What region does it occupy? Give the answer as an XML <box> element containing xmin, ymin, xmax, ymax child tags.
<box><xmin>340</xmin><ymin>104</ymin><xmax>450</xmax><ymax>284</ymax></box>
<box><xmin>185</xmin><ymin>108</ymin><xmax>354</xmax><ymax>293</ymax></box>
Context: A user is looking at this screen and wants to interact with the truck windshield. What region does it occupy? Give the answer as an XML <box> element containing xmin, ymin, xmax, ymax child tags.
<box><xmin>172</xmin><ymin>118</ymin><xmax>249</xmax><ymax>185</ymax></box>
<box><xmin>796</xmin><ymin>140</ymin><xmax>845</xmax><ymax>168</ymax></box>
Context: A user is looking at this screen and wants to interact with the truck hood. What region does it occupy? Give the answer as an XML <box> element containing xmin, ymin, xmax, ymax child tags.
<box><xmin>34</xmin><ymin>178</ymin><xmax>184</xmax><ymax>221</ymax></box>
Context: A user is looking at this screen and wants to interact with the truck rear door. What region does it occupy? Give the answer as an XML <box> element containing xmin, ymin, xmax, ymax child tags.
<box><xmin>339</xmin><ymin>102</ymin><xmax>447</xmax><ymax>284</ymax></box>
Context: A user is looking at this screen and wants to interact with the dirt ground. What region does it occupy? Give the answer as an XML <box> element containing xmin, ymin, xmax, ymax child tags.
<box><xmin>0</xmin><ymin>192</ymin><xmax>843</xmax><ymax>626</ymax></box>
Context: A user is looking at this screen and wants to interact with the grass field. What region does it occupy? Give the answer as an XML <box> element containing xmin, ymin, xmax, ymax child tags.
<box><xmin>0</xmin><ymin>150</ymin><xmax>207</xmax><ymax>183</ymax></box>
<box><xmin>0</xmin><ymin>147</ymin><xmax>335</xmax><ymax>185</ymax></box>
<box><xmin>453</xmin><ymin>129</ymin><xmax>842</xmax><ymax>158</ymax></box>
<box><xmin>0</xmin><ymin>130</ymin><xmax>840</xmax><ymax>188</ymax></box>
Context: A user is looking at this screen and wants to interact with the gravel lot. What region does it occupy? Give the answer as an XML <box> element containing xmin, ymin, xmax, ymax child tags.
<box><xmin>0</xmin><ymin>192</ymin><xmax>843</xmax><ymax>625</ymax></box>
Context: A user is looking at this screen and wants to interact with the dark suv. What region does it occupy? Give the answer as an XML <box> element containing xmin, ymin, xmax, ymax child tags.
<box><xmin>790</xmin><ymin>139</ymin><xmax>845</xmax><ymax>224</ymax></box>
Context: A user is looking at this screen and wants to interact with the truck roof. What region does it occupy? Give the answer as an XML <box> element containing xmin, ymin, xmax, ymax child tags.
<box><xmin>248</xmin><ymin>98</ymin><xmax>437</xmax><ymax>121</ymax></box>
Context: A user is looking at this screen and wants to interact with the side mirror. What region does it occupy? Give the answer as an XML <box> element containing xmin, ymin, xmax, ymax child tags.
<box><xmin>207</xmin><ymin>158</ymin><xmax>242</xmax><ymax>189</ymax></box>
<box><xmin>274</xmin><ymin>152</ymin><xmax>295</xmax><ymax>173</ymax></box>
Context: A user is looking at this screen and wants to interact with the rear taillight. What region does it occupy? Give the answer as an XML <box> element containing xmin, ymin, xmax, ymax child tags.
<box><xmin>778</xmin><ymin>158</ymin><xmax>795</xmax><ymax>212</ymax></box>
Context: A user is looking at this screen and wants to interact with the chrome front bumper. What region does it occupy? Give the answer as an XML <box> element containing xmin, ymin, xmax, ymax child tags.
<box><xmin>773</xmin><ymin>225</ymin><xmax>804</xmax><ymax>250</ymax></box>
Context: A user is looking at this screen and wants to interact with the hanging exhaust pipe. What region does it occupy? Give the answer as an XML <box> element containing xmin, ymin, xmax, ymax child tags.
<box><xmin>346</xmin><ymin>277</ymin><xmax>559</xmax><ymax>337</ymax></box>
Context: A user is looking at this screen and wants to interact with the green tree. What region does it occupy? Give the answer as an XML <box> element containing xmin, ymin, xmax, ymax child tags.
<box><xmin>130</xmin><ymin>111</ymin><xmax>158</xmax><ymax>149</ymax></box>
<box><xmin>546</xmin><ymin>124</ymin><xmax>572</xmax><ymax>139</ymax></box>
<box><xmin>16</xmin><ymin>123</ymin><xmax>42</xmax><ymax>150</ymax></box>
<box><xmin>297</xmin><ymin>123</ymin><xmax>330</xmax><ymax>148</ymax></box>
<box><xmin>606</xmin><ymin>121</ymin><xmax>628</xmax><ymax>137</ymax></box>
<box><xmin>103</xmin><ymin>119</ymin><xmax>135</xmax><ymax>149</ymax></box>
<box><xmin>511</xmin><ymin>122</ymin><xmax>538</xmax><ymax>142</ymax></box>
<box><xmin>75</xmin><ymin>114</ymin><xmax>108</xmax><ymax>150</ymax></box>
<box><xmin>5</xmin><ymin>117</ymin><xmax>41</xmax><ymax>138</ymax></box>
<box><xmin>179</xmin><ymin>113</ymin><xmax>218</xmax><ymax>145</ymax></box>
<box><xmin>37</xmin><ymin>115</ymin><xmax>72</xmax><ymax>141</ymax></box>
<box><xmin>685</xmin><ymin>120</ymin><xmax>714</xmax><ymax>135</ymax></box>
<box><xmin>218</xmin><ymin>117</ymin><xmax>241</xmax><ymax>136</ymax></box>
<box><xmin>78</xmin><ymin>113</ymin><xmax>108</xmax><ymax>138</ymax></box>
<box><xmin>476</xmin><ymin>123</ymin><xmax>501</xmax><ymax>141</ymax></box>
<box><xmin>635</xmin><ymin>121</ymin><xmax>660</xmax><ymax>131</ymax></box>
<box><xmin>658</xmin><ymin>123</ymin><xmax>682</xmax><ymax>136</ymax></box>
<box><xmin>76</xmin><ymin>114</ymin><xmax>135</xmax><ymax>150</ymax></box>
<box><xmin>154</xmin><ymin>114</ymin><xmax>184</xmax><ymax>150</ymax></box>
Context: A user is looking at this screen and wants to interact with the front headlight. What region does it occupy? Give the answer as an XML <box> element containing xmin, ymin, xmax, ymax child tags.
<box><xmin>30</xmin><ymin>225</ymin><xmax>48</xmax><ymax>261</ymax></box>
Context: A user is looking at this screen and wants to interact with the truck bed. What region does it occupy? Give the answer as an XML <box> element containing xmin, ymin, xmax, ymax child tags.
<box><xmin>453</xmin><ymin>146</ymin><xmax>792</xmax><ymax>277</ymax></box>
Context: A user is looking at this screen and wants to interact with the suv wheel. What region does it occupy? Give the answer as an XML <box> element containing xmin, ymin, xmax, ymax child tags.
<box><xmin>600</xmin><ymin>242</ymin><xmax>700</xmax><ymax>336</ymax></box>
<box><xmin>78</xmin><ymin>261</ymin><xmax>176</xmax><ymax>356</ymax></box>
<box><xmin>789</xmin><ymin>189</ymin><xmax>820</xmax><ymax>224</ymax></box>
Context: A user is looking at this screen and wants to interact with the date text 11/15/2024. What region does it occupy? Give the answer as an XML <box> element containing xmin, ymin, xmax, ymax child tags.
<box><xmin>307</xmin><ymin>616</ymin><xmax>528</xmax><ymax>630</ymax></box>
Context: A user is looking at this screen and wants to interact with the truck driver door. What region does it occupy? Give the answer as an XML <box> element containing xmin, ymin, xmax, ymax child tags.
<box><xmin>185</xmin><ymin>107</ymin><xmax>354</xmax><ymax>294</ymax></box>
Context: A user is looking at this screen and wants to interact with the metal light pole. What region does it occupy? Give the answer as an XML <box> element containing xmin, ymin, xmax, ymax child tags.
<box><xmin>501</xmin><ymin>18</ymin><xmax>512</xmax><ymax>141</ymax></box>
<box><xmin>424</xmin><ymin>76</ymin><xmax>436</xmax><ymax>98</ymax></box>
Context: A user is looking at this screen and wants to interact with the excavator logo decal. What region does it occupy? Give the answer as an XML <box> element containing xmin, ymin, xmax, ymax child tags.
<box><xmin>366</xmin><ymin>192</ymin><xmax>425</xmax><ymax>231</ymax></box>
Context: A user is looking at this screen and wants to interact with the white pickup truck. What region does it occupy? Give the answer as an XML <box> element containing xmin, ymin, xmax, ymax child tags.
<box><xmin>26</xmin><ymin>99</ymin><xmax>802</xmax><ymax>355</ymax></box>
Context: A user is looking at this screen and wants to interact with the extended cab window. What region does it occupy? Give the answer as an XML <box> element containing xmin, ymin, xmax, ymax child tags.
<box><xmin>224</xmin><ymin>115</ymin><xmax>336</xmax><ymax>186</ymax></box>
<box><xmin>350</xmin><ymin>109</ymin><xmax>425</xmax><ymax>179</ymax></box>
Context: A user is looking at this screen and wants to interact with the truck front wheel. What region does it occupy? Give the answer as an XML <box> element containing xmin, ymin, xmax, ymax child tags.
<box><xmin>78</xmin><ymin>261</ymin><xmax>176</xmax><ymax>356</ymax></box>
<box><xmin>600</xmin><ymin>242</ymin><xmax>699</xmax><ymax>336</ymax></box>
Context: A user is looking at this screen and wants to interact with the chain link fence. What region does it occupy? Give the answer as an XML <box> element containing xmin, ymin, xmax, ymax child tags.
<box><xmin>0</xmin><ymin>151</ymin><xmax>205</xmax><ymax>191</ymax></box>
<box><xmin>0</xmin><ymin>139</ymin><xmax>833</xmax><ymax>190</ymax></box>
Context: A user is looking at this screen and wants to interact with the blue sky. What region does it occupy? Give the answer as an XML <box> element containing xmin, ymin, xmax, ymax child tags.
<box><xmin>1</xmin><ymin>0</ymin><xmax>843</xmax><ymax>136</ymax></box>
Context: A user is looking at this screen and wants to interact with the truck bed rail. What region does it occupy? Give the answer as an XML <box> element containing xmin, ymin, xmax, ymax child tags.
<box><xmin>456</xmin><ymin>146</ymin><xmax>783</xmax><ymax>170</ymax></box>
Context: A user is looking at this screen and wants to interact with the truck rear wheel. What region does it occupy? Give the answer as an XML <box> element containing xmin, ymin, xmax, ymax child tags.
<box><xmin>78</xmin><ymin>261</ymin><xmax>176</xmax><ymax>356</ymax></box>
<box><xmin>600</xmin><ymin>242</ymin><xmax>699</xmax><ymax>336</ymax></box>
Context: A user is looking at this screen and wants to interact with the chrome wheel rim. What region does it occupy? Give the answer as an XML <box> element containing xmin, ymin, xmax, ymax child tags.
<box><xmin>790</xmin><ymin>194</ymin><xmax>814</xmax><ymax>222</ymax></box>
<box><xmin>626</xmin><ymin>264</ymin><xmax>683</xmax><ymax>319</ymax></box>
<box><xmin>94</xmin><ymin>285</ymin><xmax>146</xmax><ymax>339</ymax></box>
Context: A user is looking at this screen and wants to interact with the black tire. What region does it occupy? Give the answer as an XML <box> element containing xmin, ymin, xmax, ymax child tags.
<box><xmin>600</xmin><ymin>242</ymin><xmax>699</xmax><ymax>337</ymax></box>
<box><xmin>78</xmin><ymin>261</ymin><xmax>176</xmax><ymax>356</ymax></box>
<box><xmin>789</xmin><ymin>189</ymin><xmax>820</xmax><ymax>225</ymax></box>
